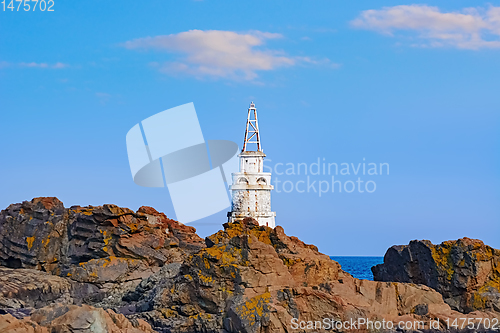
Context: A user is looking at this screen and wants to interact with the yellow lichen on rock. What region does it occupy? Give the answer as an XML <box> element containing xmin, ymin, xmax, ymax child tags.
<box><xmin>26</xmin><ymin>236</ymin><xmax>35</xmax><ymax>250</ymax></box>
<box><xmin>431</xmin><ymin>243</ymin><xmax>454</xmax><ymax>281</ymax></box>
<box><xmin>234</xmin><ymin>292</ymin><xmax>271</xmax><ymax>327</ymax></box>
<box><xmin>42</xmin><ymin>236</ymin><xmax>50</xmax><ymax>248</ymax></box>
<box><xmin>201</xmin><ymin>244</ymin><xmax>246</xmax><ymax>266</ymax></box>
<box><xmin>160</xmin><ymin>308</ymin><xmax>177</xmax><ymax>318</ymax></box>
<box><xmin>197</xmin><ymin>270</ymin><xmax>213</xmax><ymax>284</ymax></box>
<box><xmin>204</xmin><ymin>257</ymin><xmax>210</xmax><ymax>269</ymax></box>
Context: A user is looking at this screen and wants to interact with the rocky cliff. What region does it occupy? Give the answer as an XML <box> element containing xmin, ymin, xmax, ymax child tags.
<box><xmin>0</xmin><ymin>198</ymin><xmax>499</xmax><ymax>332</ymax></box>
<box><xmin>372</xmin><ymin>238</ymin><xmax>500</xmax><ymax>313</ymax></box>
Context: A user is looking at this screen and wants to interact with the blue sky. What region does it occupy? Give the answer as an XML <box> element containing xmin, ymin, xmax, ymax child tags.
<box><xmin>1</xmin><ymin>0</ymin><xmax>499</xmax><ymax>255</ymax></box>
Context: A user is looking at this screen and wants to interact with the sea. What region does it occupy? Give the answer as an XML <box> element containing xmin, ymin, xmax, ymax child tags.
<box><xmin>330</xmin><ymin>256</ymin><xmax>384</xmax><ymax>281</ymax></box>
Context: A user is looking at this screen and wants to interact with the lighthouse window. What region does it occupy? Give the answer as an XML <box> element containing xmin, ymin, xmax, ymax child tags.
<box><xmin>257</xmin><ymin>177</ymin><xmax>267</xmax><ymax>185</ymax></box>
<box><xmin>237</xmin><ymin>177</ymin><xmax>249</xmax><ymax>184</ymax></box>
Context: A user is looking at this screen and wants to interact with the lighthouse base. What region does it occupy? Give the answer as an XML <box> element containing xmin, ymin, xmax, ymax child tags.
<box><xmin>227</xmin><ymin>211</ymin><xmax>276</xmax><ymax>228</ymax></box>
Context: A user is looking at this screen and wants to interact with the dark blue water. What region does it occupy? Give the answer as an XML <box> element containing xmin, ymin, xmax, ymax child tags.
<box><xmin>330</xmin><ymin>256</ymin><xmax>384</xmax><ymax>280</ymax></box>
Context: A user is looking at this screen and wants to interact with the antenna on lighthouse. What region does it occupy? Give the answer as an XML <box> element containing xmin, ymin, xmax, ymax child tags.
<box><xmin>242</xmin><ymin>102</ymin><xmax>261</xmax><ymax>152</ymax></box>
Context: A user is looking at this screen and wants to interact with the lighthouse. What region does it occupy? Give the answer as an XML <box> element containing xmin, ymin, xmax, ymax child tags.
<box><xmin>227</xmin><ymin>102</ymin><xmax>276</xmax><ymax>228</ymax></box>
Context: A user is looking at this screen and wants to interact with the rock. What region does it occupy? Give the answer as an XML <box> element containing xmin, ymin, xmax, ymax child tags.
<box><xmin>121</xmin><ymin>219</ymin><xmax>499</xmax><ymax>332</ymax></box>
<box><xmin>372</xmin><ymin>237</ymin><xmax>500</xmax><ymax>313</ymax></box>
<box><xmin>0</xmin><ymin>313</ymin><xmax>49</xmax><ymax>333</ymax></box>
<box><xmin>0</xmin><ymin>303</ymin><xmax>155</xmax><ymax>333</ymax></box>
<box><xmin>0</xmin><ymin>267</ymin><xmax>104</xmax><ymax>312</ymax></box>
<box><xmin>0</xmin><ymin>198</ymin><xmax>205</xmax><ymax>303</ymax></box>
<box><xmin>1</xmin><ymin>200</ymin><xmax>499</xmax><ymax>332</ymax></box>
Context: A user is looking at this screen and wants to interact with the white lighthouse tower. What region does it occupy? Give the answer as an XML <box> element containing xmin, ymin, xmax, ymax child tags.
<box><xmin>228</xmin><ymin>102</ymin><xmax>276</xmax><ymax>228</ymax></box>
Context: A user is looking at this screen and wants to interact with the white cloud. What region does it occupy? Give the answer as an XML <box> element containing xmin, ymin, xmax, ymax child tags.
<box><xmin>296</xmin><ymin>56</ymin><xmax>341</xmax><ymax>69</ymax></box>
<box><xmin>20</xmin><ymin>62</ymin><xmax>49</xmax><ymax>68</ymax></box>
<box><xmin>123</xmin><ymin>30</ymin><xmax>334</xmax><ymax>80</ymax></box>
<box><xmin>18</xmin><ymin>62</ymin><xmax>69</xmax><ymax>69</ymax></box>
<box><xmin>52</xmin><ymin>62</ymin><xmax>69</xmax><ymax>69</ymax></box>
<box><xmin>351</xmin><ymin>5</ymin><xmax>500</xmax><ymax>49</ymax></box>
<box><xmin>95</xmin><ymin>92</ymin><xmax>112</xmax><ymax>105</ymax></box>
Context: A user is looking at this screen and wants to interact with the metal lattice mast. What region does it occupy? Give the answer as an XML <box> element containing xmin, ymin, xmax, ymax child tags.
<box><xmin>242</xmin><ymin>102</ymin><xmax>261</xmax><ymax>152</ymax></box>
